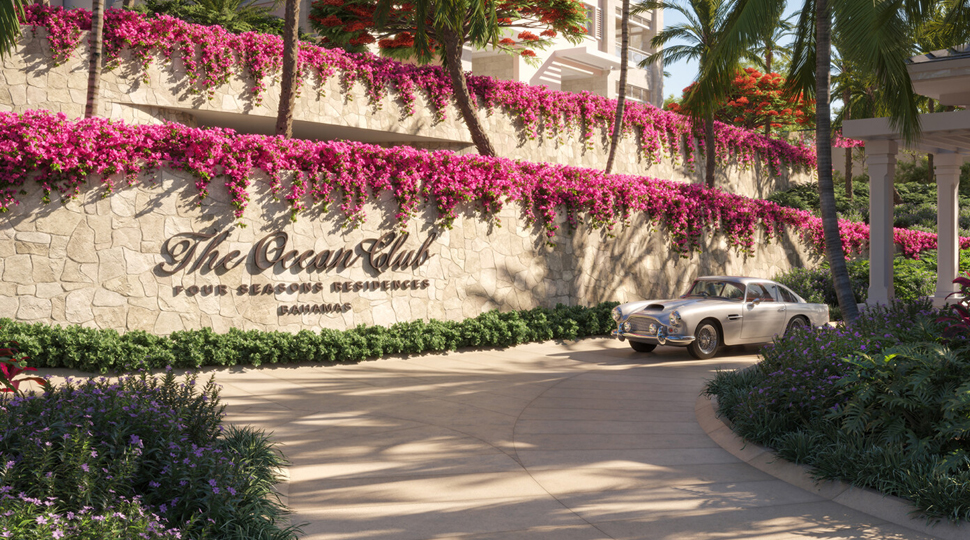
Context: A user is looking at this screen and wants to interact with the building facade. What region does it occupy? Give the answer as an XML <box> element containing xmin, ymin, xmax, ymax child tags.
<box><xmin>468</xmin><ymin>0</ymin><xmax>664</xmax><ymax>106</ymax></box>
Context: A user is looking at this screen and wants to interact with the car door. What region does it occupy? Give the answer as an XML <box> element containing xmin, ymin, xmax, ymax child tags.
<box><xmin>764</xmin><ymin>283</ymin><xmax>788</xmax><ymax>335</ymax></box>
<box><xmin>740</xmin><ymin>282</ymin><xmax>785</xmax><ymax>340</ymax></box>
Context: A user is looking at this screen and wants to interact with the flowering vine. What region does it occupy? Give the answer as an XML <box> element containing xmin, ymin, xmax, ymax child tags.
<box><xmin>19</xmin><ymin>5</ymin><xmax>816</xmax><ymax>175</ymax></box>
<box><xmin>0</xmin><ymin>110</ymin><xmax>960</xmax><ymax>260</ymax></box>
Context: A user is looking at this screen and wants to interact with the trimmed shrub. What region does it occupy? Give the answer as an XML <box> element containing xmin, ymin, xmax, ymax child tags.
<box><xmin>0</xmin><ymin>303</ymin><xmax>618</xmax><ymax>373</ymax></box>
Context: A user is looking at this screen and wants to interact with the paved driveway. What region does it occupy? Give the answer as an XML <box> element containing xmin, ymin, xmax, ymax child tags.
<box><xmin>212</xmin><ymin>338</ymin><xmax>940</xmax><ymax>540</ymax></box>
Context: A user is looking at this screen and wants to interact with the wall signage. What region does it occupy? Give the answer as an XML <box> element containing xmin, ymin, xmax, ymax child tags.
<box><xmin>158</xmin><ymin>230</ymin><xmax>438</xmax><ymax>315</ymax></box>
<box><xmin>158</xmin><ymin>230</ymin><xmax>437</xmax><ymax>275</ymax></box>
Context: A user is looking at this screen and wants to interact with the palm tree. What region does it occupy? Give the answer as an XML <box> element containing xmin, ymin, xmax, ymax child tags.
<box><xmin>742</xmin><ymin>10</ymin><xmax>793</xmax><ymax>75</ymax></box>
<box><xmin>275</xmin><ymin>0</ymin><xmax>300</xmax><ymax>138</ymax></box>
<box><xmin>85</xmin><ymin>0</ymin><xmax>105</xmax><ymax>119</ymax></box>
<box><xmin>636</xmin><ymin>0</ymin><xmax>734</xmax><ymax>189</ymax></box>
<box><xmin>703</xmin><ymin>0</ymin><xmax>929</xmax><ymax>326</ymax></box>
<box><xmin>1</xmin><ymin>0</ymin><xmax>25</xmax><ymax>59</ymax></box>
<box><xmin>743</xmin><ymin>8</ymin><xmax>792</xmax><ymax>137</ymax></box>
<box><xmin>605</xmin><ymin>0</ymin><xmax>631</xmax><ymax>175</ymax></box>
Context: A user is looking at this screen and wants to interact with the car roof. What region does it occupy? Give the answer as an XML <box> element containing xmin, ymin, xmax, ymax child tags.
<box><xmin>696</xmin><ymin>276</ymin><xmax>778</xmax><ymax>285</ymax></box>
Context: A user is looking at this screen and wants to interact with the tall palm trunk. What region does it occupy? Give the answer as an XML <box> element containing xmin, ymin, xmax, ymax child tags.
<box><xmin>84</xmin><ymin>0</ymin><xmax>104</xmax><ymax>119</ymax></box>
<box><xmin>275</xmin><ymin>0</ymin><xmax>300</xmax><ymax>138</ymax></box>
<box><xmin>704</xmin><ymin>110</ymin><xmax>715</xmax><ymax>188</ymax></box>
<box><xmin>764</xmin><ymin>46</ymin><xmax>772</xmax><ymax>138</ymax></box>
<box><xmin>843</xmin><ymin>87</ymin><xmax>852</xmax><ymax>199</ymax></box>
<box><xmin>816</xmin><ymin>0</ymin><xmax>859</xmax><ymax>325</ymax></box>
<box><xmin>605</xmin><ymin>0</ymin><xmax>630</xmax><ymax>174</ymax></box>
<box><xmin>441</xmin><ymin>27</ymin><xmax>496</xmax><ymax>157</ymax></box>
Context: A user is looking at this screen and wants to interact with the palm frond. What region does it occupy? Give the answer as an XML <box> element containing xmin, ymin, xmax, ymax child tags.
<box><xmin>785</xmin><ymin>0</ymin><xmax>817</xmax><ymax>101</ymax></box>
<box><xmin>834</xmin><ymin>0</ymin><xmax>921</xmax><ymax>143</ymax></box>
<box><xmin>0</xmin><ymin>0</ymin><xmax>24</xmax><ymax>59</ymax></box>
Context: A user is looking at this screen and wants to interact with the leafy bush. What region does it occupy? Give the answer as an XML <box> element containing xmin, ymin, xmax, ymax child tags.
<box><xmin>706</xmin><ymin>300</ymin><xmax>970</xmax><ymax>521</ymax></box>
<box><xmin>774</xmin><ymin>255</ymin><xmax>942</xmax><ymax>317</ymax></box>
<box><xmin>0</xmin><ymin>303</ymin><xmax>618</xmax><ymax>373</ymax></box>
<box><xmin>136</xmin><ymin>0</ymin><xmax>302</xmax><ymax>38</ymax></box>
<box><xmin>766</xmin><ymin>179</ymin><xmax>869</xmax><ymax>218</ymax></box>
<box><xmin>771</xmin><ymin>162</ymin><xmax>970</xmax><ymax>235</ymax></box>
<box><xmin>0</xmin><ymin>371</ymin><xmax>297</xmax><ymax>539</ymax></box>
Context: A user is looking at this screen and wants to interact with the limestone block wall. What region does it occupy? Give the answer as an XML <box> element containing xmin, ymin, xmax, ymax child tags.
<box><xmin>0</xmin><ymin>169</ymin><xmax>819</xmax><ymax>334</ymax></box>
<box><xmin>0</xmin><ymin>28</ymin><xmax>813</xmax><ymax>200</ymax></box>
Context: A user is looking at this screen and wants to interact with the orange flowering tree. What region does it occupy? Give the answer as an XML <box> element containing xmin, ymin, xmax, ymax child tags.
<box><xmin>668</xmin><ymin>67</ymin><xmax>814</xmax><ymax>138</ymax></box>
<box><xmin>309</xmin><ymin>0</ymin><xmax>589</xmax><ymax>156</ymax></box>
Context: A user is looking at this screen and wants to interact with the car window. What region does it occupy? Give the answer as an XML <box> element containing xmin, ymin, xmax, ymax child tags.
<box><xmin>686</xmin><ymin>280</ymin><xmax>745</xmax><ymax>301</ymax></box>
<box><xmin>722</xmin><ymin>283</ymin><xmax>745</xmax><ymax>301</ymax></box>
<box><xmin>778</xmin><ymin>286</ymin><xmax>798</xmax><ymax>303</ymax></box>
<box><xmin>765</xmin><ymin>284</ymin><xmax>782</xmax><ymax>302</ymax></box>
<box><xmin>745</xmin><ymin>283</ymin><xmax>774</xmax><ymax>302</ymax></box>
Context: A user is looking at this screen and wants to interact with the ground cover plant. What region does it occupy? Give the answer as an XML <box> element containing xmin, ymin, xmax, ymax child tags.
<box><xmin>0</xmin><ymin>302</ymin><xmax>618</xmax><ymax>373</ymax></box>
<box><xmin>707</xmin><ymin>299</ymin><xmax>970</xmax><ymax>521</ymax></box>
<box><xmin>0</xmin><ymin>356</ymin><xmax>298</xmax><ymax>539</ymax></box>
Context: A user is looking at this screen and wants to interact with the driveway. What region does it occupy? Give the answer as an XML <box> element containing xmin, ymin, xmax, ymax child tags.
<box><xmin>212</xmin><ymin>338</ymin><xmax>942</xmax><ymax>540</ymax></box>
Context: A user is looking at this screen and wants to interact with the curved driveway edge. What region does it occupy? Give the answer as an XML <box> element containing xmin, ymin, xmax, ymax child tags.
<box><xmin>210</xmin><ymin>338</ymin><xmax>951</xmax><ymax>539</ymax></box>
<box><xmin>697</xmin><ymin>390</ymin><xmax>967</xmax><ymax>540</ymax></box>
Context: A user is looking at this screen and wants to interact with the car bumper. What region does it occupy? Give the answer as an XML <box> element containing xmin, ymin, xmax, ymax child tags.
<box><xmin>611</xmin><ymin>329</ymin><xmax>695</xmax><ymax>346</ymax></box>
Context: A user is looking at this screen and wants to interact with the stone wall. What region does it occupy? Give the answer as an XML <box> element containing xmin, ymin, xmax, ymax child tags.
<box><xmin>0</xmin><ymin>28</ymin><xmax>813</xmax><ymax>200</ymax></box>
<box><xmin>0</xmin><ymin>168</ymin><xmax>819</xmax><ymax>334</ymax></box>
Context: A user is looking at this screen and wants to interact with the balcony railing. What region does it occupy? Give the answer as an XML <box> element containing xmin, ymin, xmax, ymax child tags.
<box><xmin>615</xmin><ymin>46</ymin><xmax>651</xmax><ymax>66</ymax></box>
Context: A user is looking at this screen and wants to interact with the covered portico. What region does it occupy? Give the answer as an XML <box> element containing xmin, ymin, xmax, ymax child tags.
<box><xmin>843</xmin><ymin>45</ymin><xmax>970</xmax><ymax>307</ymax></box>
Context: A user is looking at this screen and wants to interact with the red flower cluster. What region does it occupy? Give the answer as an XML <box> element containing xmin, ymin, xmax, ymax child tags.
<box><xmin>669</xmin><ymin>68</ymin><xmax>814</xmax><ymax>135</ymax></box>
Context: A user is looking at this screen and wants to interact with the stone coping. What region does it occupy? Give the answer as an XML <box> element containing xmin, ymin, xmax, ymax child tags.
<box><xmin>695</xmin><ymin>393</ymin><xmax>968</xmax><ymax>540</ymax></box>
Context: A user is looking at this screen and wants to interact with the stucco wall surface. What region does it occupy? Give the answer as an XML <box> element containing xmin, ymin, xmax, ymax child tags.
<box><xmin>0</xmin><ymin>28</ymin><xmax>813</xmax><ymax>200</ymax></box>
<box><xmin>0</xmin><ymin>169</ymin><xmax>818</xmax><ymax>334</ymax></box>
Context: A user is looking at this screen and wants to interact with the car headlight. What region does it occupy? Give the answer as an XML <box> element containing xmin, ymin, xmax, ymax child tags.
<box><xmin>612</xmin><ymin>307</ymin><xmax>623</xmax><ymax>322</ymax></box>
<box><xmin>669</xmin><ymin>311</ymin><xmax>682</xmax><ymax>330</ymax></box>
<box><xmin>621</xmin><ymin>321</ymin><xmax>632</xmax><ymax>333</ymax></box>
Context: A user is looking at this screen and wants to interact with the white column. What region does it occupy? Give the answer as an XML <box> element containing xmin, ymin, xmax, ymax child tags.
<box><xmin>934</xmin><ymin>152</ymin><xmax>965</xmax><ymax>306</ymax></box>
<box><xmin>866</xmin><ymin>139</ymin><xmax>897</xmax><ymax>306</ymax></box>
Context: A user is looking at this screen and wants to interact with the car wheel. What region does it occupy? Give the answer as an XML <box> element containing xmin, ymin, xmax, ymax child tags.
<box><xmin>785</xmin><ymin>316</ymin><xmax>809</xmax><ymax>336</ymax></box>
<box><xmin>688</xmin><ymin>320</ymin><xmax>721</xmax><ymax>360</ymax></box>
<box><xmin>629</xmin><ymin>341</ymin><xmax>657</xmax><ymax>353</ymax></box>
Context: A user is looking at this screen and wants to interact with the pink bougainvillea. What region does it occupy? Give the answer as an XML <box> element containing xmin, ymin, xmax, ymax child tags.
<box><xmin>19</xmin><ymin>5</ymin><xmax>815</xmax><ymax>175</ymax></box>
<box><xmin>0</xmin><ymin>110</ymin><xmax>959</xmax><ymax>260</ymax></box>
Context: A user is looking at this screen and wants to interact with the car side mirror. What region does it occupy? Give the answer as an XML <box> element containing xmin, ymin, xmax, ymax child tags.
<box><xmin>748</xmin><ymin>297</ymin><xmax>762</xmax><ymax>306</ymax></box>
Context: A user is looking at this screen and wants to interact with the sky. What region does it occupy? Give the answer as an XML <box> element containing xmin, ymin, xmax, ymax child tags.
<box><xmin>659</xmin><ymin>3</ymin><xmax>804</xmax><ymax>103</ymax></box>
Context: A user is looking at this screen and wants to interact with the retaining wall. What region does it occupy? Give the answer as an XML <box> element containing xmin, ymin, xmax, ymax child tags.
<box><xmin>0</xmin><ymin>169</ymin><xmax>818</xmax><ymax>333</ymax></box>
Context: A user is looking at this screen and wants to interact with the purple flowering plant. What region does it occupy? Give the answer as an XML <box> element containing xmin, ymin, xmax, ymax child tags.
<box><xmin>0</xmin><ymin>370</ymin><xmax>298</xmax><ymax>539</ymax></box>
<box><xmin>0</xmin><ymin>493</ymin><xmax>183</xmax><ymax>539</ymax></box>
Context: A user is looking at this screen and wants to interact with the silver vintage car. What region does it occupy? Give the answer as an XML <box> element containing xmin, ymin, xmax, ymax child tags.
<box><xmin>611</xmin><ymin>276</ymin><xmax>829</xmax><ymax>359</ymax></box>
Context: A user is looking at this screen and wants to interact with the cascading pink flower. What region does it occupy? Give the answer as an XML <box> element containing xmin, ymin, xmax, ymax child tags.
<box><xmin>0</xmin><ymin>110</ymin><xmax>959</xmax><ymax>261</ymax></box>
<box><xmin>19</xmin><ymin>4</ymin><xmax>817</xmax><ymax>175</ymax></box>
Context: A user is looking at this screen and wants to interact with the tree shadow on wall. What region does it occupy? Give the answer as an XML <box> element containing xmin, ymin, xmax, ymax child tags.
<box><xmin>18</xmin><ymin>31</ymin><xmax>60</xmax><ymax>81</ymax></box>
<box><xmin>158</xmin><ymin>50</ymin><xmax>209</xmax><ymax>110</ymax></box>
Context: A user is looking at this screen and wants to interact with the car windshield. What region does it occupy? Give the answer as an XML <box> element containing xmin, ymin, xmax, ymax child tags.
<box><xmin>684</xmin><ymin>280</ymin><xmax>745</xmax><ymax>301</ymax></box>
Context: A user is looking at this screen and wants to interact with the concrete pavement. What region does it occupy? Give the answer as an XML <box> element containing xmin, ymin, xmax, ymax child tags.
<box><xmin>210</xmin><ymin>338</ymin><xmax>952</xmax><ymax>540</ymax></box>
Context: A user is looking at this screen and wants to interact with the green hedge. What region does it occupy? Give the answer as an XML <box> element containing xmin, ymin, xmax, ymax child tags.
<box><xmin>0</xmin><ymin>302</ymin><xmax>618</xmax><ymax>373</ymax></box>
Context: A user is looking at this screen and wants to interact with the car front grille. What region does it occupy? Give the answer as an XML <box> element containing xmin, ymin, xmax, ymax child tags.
<box><xmin>628</xmin><ymin>315</ymin><xmax>660</xmax><ymax>335</ymax></box>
